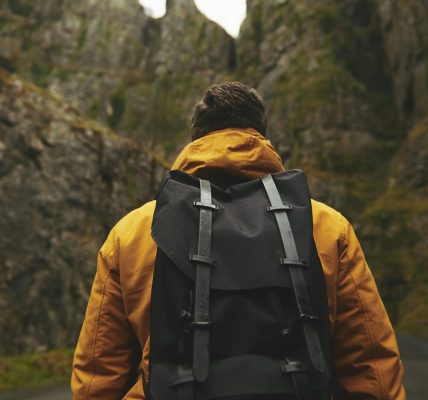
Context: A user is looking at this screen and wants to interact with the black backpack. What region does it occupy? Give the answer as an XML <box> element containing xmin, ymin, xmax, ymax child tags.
<box><xmin>146</xmin><ymin>169</ymin><xmax>333</xmax><ymax>400</ymax></box>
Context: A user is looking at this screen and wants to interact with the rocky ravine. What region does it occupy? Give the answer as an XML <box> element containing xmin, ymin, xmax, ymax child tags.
<box><xmin>0</xmin><ymin>68</ymin><xmax>160</xmax><ymax>354</ymax></box>
<box><xmin>237</xmin><ymin>0</ymin><xmax>428</xmax><ymax>332</ymax></box>
<box><xmin>0</xmin><ymin>0</ymin><xmax>427</xmax><ymax>354</ymax></box>
<box><xmin>0</xmin><ymin>0</ymin><xmax>233</xmax><ymax>151</ymax></box>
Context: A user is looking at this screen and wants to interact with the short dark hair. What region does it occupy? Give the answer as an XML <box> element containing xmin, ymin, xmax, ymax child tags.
<box><xmin>190</xmin><ymin>82</ymin><xmax>267</xmax><ymax>141</ymax></box>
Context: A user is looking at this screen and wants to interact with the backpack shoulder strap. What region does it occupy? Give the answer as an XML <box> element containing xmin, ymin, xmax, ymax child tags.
<box><xmin>261</xmin><ymin>174</ymin><xmax>326</xmax><ymax>374</ymax></box>
<box><xmin>191</xmin><ymin>179</ymin><xmax>217</xmax><ymax>382</ymax></box>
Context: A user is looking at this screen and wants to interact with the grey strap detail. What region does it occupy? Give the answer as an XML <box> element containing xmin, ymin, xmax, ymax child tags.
<box><xmin>261</xmin><ymin>174</ymin><xmax>325</xmax><ymax>374</ymax></box>
<box><xmin>280</xmin><ymin>258</ymin><xmax>308</xmax><ymax>268</ymax></box>
<box><xmin>189</xmin><ymin>254</ymin><xmax>216</xmax><ymax>266</ymax></box>
<box><xmin>192</xmin><ymin>179</ymin><xmax>214</xmax><ymax>383</ymax></box>
<box><xmin>267</xmin><ymin>204</ymin><xmax>293</xmax><ymax>212</ymax></box>
<box><xmin>172</xmin><ymin>292</ymin><xmax>195</xmax><ymax>399</ymax></box>
<box><xmin>175</xmin><ymin>365</ymin><xmax>194</xmax><ymax>400</ymax></box>
<box><xmin>193</xmin><ymin>201</ymin><xmax>219</xmax><ymax>210</ymax></box>
<box><xmin>281</xmin><ymin>359</ymin><xmax>309</xmax><ymax>400</ymax></box>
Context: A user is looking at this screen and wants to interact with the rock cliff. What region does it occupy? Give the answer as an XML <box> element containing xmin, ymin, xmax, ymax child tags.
<box><xmin>361</xmin><ymin>119</ymin><xmax>428</xmax><ymax>333</ymax></box>
<box><xmin>238</xmin><ymin>0</ymin><xmax>400</xmax><ymax>210</ymax></box>
<box><xmin>0</xmin><ymin>68</ymin><xmax>158</xmax><ymax>354</ymax></box>
<box><xmin>0</xmin><ymin>0</ymin><xmax>147</xmax><ymax>130</ymax></box>
<box><xmin>237</xmin><ymin>0</ymin><xmax>428</xmax><ymax>331</ymax></box>
<box><xmin>375</xmin><ymin>0</ymin><xmax>428</xmax><ymax>124</ymax></box>
<box><xmin>0</xmin><ymin>0</ymin><xmax>232</xmax><ymax>150</ymax></box>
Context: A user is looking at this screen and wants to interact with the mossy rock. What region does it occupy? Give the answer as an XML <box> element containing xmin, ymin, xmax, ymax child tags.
<box><xmin>398</xmin><ymin>285</ymin><xmax>428</xmax><ymax>335</ymax></box>
<box><xmin>0</xmin><ymin>349</ymin><xmax>73</xmax><ymax>390</ymax></box>
<box><xmin>8</xmin><ymin>0</ymin><xmax>34</xmax><ymax>17</ymax></box>
<box><xmin>108</xmin><ymin>88</ymin><xmax>126</xmax><ymax>129</ymax></box>
<box><xmin>361</xmin><ymin>189</ymin><xmax>428</xmax><ymax>331</ymax></box>
<box><xmin>143</xmin><ymin>72</ymin><xmax>202</xmax><ymax>153</ymax></box>
<box><xmin>30</xmin><ymin>63</ymin><xmax>52</xmax><ymax>88</ymax></box>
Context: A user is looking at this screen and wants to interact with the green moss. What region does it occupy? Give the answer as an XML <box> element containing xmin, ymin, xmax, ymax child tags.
<box><xmin>0</xmin><ymin>67</ymin><xmax>17</xmax><ymax>85</ymax></box>
<box><xmin>408</xmin><ymin>123</ymin><xmax>424</xmax><ymax>141</ymax></box>
<box><xmin>364</xmin><ymin>190</ymin><xmax>428</xmax><ymax>225</ymax></box>
<box><xmin>0</xmin><ymin>349</ymin><xmax>73</xmax><ymax>390</ymax></box>
<box><xmin>345</xmin><ymin>172</ymin><xmax>387</xmax><ymax>211</ymax></box>
<box><xmin>272</xmin><ymin>5</ymin><xmax>400</xmax><ymax>171</ymax></box>
<box><xmin>289</xmin><ymin>134</ymin><xmax>302</xmax><ymax>169</ymax></box>
<box><xmin>143</xmin><ymin>73</ymin><xmax>191</xmax><ymax>153</ymax></box>
<box><xmin>56</xmin><ymin>67</ymin><xmax>69</xmax><ymax>82</ymax></box>
<box><xmin>326</xmin><ymin>2</ymin><xmax>395</xmax><ymax>123</ymax></box>
<box><xmin>315</xmin><ymin>5</ymin><xmax>341</xmax><ymax>34</ymax></box>
<box><xmin>361</xmin><ymin>189</ymin><xmax>428</xmax><ymax>330</ymax></box>
<box><xmin>20</xmin><ymin>25</ymin><xmax>36</xmax><ymax>52</ymax></box>
<box><xmin>125</xmin><ymin>170</ymin><xmax>138</xmax><ymax>206</ymax></box>
<box><xmin>77</xmin><ymin>27</ymin><xmax>88</xmax><ymax>51</ymax></box>
<box><xmin>273</xmin><ymin>53</ymin><xmax>365</xmax><ymax>133</ymax></box>
<box><xmin>251</xmin><ymin>1</ymin><xmax>264</xmax><ymax>46</ymax></box>
<box><xmin>307</xmin><ymin>0</ymin><xmax>398</xmax><ymax>135</ymax></box>
<box><xmin>8</xmin><ymin>0</ymin><xmax>34</xmax><ymax>16</ymax></box>
<box><xmin>50</xmin><ymin>44</ymin><xmax>62</xmax><ymax>57</ymax></box>
<box><xmin>108</xmin><ymin>88</ymin><xmax>126</xmax><ymax>128</ymax></box>
<box><xmin>124</xmin><ymin>101</ymin><xmax>144</xmax><ymax>132</ymax></box>
<box><xmin>303</xmin><ymin>163</ymin><xmax>386</xmax><ymax>215</ymax></box>
<box><xmin>88</xmin><ymin>101</ymin><xmax>100</xmax><ymax>120</ymax></box>
<box><xmin>31</xmin><ymin>63</ymin><xmax>52</xmax><ymax>88</ymax></box>
<box><xmin>0</xmin><ymin>55</ymin><xmax>15</xmax><ymax>72</ymax></box>
<box><xmin>197</xmin><ymin>21</ymin><xmax>207</xmax><ymax>46</ymax></box>
<box><xmin>398</xmin><ymin>285</ymin><xmax>428</xmax><ymax>335</ymax></box>
<box><xmin>0</xmin><ymin>14</ymin><xmax>11</xmax><ymax>30</ymax></box>
<box><xmin>425</xmin><ymin>58</ymin><xmax>428</xmax><ymax>90</ymax></box>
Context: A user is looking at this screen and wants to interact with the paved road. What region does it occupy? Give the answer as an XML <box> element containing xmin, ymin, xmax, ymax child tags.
<box><xmin>396</xmin><ymin>334</ymin><xmax>428</xmax><ymax>399</ymax></box>
<box><xmin>0</xmin><ymin>335</ymin><xmax>426</xmax><ymax>399</ymax></box>
<box><xmin>0</xmin><ymin>384</ymin><xmax>70</xmax><ymax>400</ymax></box>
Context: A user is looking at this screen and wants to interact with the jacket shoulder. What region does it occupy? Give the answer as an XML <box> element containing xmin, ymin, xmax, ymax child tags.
<box><xmin>114</xmin><ymin>199</ymin><xmax>156</xmax><ymax>241</ymax></box>
<box><xmin>114</xmin><ymin>200</ymin><xmax>156</xmax><ymax>234</ymax></box>
<box><xmin>103</xmin><ymin>200</ymin><xmax>156</xmax><ymax>259</ymax></box>
<box><xmin>311</xmin><ymin>199</ymin><xmax>347</xmax><ymax>251</ymax></box>
<box><xmin>311</xmin><ymin>199</ymin><xmax>344</xmax><ymax>224</ymax></box>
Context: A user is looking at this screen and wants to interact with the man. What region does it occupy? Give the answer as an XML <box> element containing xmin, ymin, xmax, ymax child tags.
<box><xmin>71</xmin><ymin>82</ymin><xmax>405</xmax><ymax>399</ymax></box>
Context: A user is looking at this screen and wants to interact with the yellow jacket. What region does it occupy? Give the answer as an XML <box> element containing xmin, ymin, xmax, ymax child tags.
<box><xmin>71</xmin><ymin>129</ymin><xmax>405</xmax><ymax>399</ymax></box>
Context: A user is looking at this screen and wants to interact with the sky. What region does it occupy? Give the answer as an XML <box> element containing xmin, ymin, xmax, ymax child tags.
<box><xmin>138</xmin><ymin>0</ymin><xmax>247</xmax><ymax>37</ymax></box>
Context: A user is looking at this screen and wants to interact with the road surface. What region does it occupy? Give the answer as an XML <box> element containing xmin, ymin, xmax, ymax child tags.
<box><xmin>0</xmin><ymin>335</ymin><xmax>426</xmax><ymax>399</ymax></box>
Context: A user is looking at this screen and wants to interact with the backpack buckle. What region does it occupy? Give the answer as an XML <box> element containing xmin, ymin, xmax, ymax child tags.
<box><xmin>179</xmin><ymin>310</ymin><xmax>192</xmax><ymax>321</ymax></box>
<box><xmin>280</xmin><ymin>328</ymin><xmax>292</xmax><ymax>336</ymax></box>
<box><xmin>281</xmin><ymin>358</ymin><xmax>306</xmax><ymax>374</ymax></box>
<box><xmin>280</xmin><ymin>258</ymin><xmax>307</xmax><ymax>268</ymax></box>
<box><xmin>189</xmin><ymin>254</ymin><xmax>216</xmax><ymax>267</ymax></box>
<box><xmin>299</xmin><ymin>313</ymin><xmax>320</xmax><ymax>322</ymax></box>
<box><xmin>191</xmin><ymin>321</ymin><xmax>212</xmax><ymax>328</ymax></box>
<box><xmin>193</xmin><ymin>201</ymin><xmax>219</xmax><ymax>210</ymax></box>
<box><xmin>267</xmin><ymin>204</ymin><xmax>293</xmax><ymax>212</ymax></box>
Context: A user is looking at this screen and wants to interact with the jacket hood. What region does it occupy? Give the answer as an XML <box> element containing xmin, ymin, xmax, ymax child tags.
<box><xmin>171</xmin><ymin>128</ymin><xmax>284</xmax><ymax>187</ymax></box>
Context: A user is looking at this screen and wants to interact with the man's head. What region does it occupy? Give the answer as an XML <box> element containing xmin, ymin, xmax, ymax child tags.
<box><xmin>190</xmin><ymin>82</ymin><xmax>267</xmax><ymax>141</ymax></box>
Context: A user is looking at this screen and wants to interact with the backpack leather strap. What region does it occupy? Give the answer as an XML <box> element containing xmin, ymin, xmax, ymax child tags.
<box><xmin>191</xmin><ymin>179</ymin><xmax>215</xmax><ymax>382</ymax></box>
<box><xmin>261</xmin><ymin>174</ymin><xmax>326</xmax><ymax>374</ymax></box>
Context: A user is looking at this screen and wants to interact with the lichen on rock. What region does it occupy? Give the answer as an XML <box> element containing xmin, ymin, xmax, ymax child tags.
<box><xmin>0</xmin><ymin>68</ymin><xmax>159</xmax><ymax>354</ymax></box>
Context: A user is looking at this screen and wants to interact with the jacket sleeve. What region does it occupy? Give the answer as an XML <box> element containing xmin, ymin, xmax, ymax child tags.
<box><xmin>332</xmin><ymin>216</ymin><xmax>406</xmax><ymax>399</ymax></box>
<box><xmin>71</xmin><ymin>228</ymin><xmax>141</xmax><ymax>399</ymax></box>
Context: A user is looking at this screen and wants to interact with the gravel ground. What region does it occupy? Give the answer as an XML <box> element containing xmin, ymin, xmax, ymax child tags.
<box><xmin>0</xmin><ymin>384</ymin><xmax>70</xmax><ymax>400</ymax></box>
<box><xmin>0</xmin><ymin>334</ymin><xmax>426</xmax><ymax>399</ymax></box>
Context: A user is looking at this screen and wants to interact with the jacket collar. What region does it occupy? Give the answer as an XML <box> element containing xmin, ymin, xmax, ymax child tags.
<box><xmin>171</xmin><ymin>128</ymin><xmax>284</xmax><ymax>187</ymax></box>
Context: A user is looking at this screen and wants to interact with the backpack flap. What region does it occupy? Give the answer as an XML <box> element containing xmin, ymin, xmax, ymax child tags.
<box><xmin>151</xmin><ymin>169</ymin><xmax>314</xmax><ymax>290</ymax></box>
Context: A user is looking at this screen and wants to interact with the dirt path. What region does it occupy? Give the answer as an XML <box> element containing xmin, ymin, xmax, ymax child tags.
<box><xmin>397</xmin><ymin>334</ymin><xmax>428</xmax><ymax>399</ymax></box>
<box><xmin>0</xmin><ymin>384</ymin><xmax>70</xmax><ymax>400</ymax></box>
<box><xmin>0</xmin><ymin>335</ymin><xmax>426</xmax><ymax>399</ymax></box>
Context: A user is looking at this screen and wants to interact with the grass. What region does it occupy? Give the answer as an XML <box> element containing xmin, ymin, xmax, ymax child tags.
<box><xmin>0</xmin><ymin>349</ymin><xmax>74</xmax><ymax>391</ymax></box>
